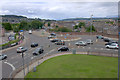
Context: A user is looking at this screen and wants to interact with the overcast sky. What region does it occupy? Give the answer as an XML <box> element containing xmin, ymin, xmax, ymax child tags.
<box><xmin>0</xmin><ymin>0</ymin><xmax>119</xmax><ymax>20</ymax></box>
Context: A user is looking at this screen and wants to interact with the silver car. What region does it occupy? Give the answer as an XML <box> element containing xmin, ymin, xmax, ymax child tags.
<box><xmin>16</xmin><ymin>47</ymin><xmax>27</xmax><ymax>53</ymax></box>
<box><xmin>86</xmin><ymin>39</ymin><xmax>93</xmax><ymax>44</ymax></box>
<box><xmin>75</xmin><ymin>41</ymin><xmax>87</xmax><ymax>46</ymax></box>
<box><xmin>0</xmin><ymin>54</ymin><xmax>7</xmax><ymax>60</ymax></box>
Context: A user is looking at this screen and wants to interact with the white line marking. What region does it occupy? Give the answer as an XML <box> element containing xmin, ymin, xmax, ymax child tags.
<box><xmin>4</xmin><ymin>62</ymin><xmax>15</xmax><ymax>70</ymax></box>
<box><xmin>95</xmin><ymin>48</ymin><xmax>97</xmax><ymax>49</ymax></box>
<box><xmin>101</xmin><ymin>48</ymin><xmax>103</xmax><ymax>50</ymax></box>
<box><xmin>106</xmin><ymin>49</ymin><xmax>110</xmax><ymax>50</ymax></box>
<box><xmin>83</xmin><ymin>47</ymin><xmax>84</xmax><ymax>49</ymax></box>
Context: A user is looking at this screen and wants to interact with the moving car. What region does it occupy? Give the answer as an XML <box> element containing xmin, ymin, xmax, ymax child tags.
<box><xmin>96</xmin><ymin>35</ymin><xmax>104</xmax><ymax>39</ymax></box>
<box><xmin>105</xmin><ymin>43</ymin><xmax>118</xmax><ymax>49</ymax></box>
<box><xmin>51</xmin><ymin>39</ymin><xmax>60</xmax><ymax>43</ymax></box>
<box><xmin>55</xmin><ymin>40</ymin><xmax>65</xmax><ymax>45</ymax></box>
<box><xmin>0</xmin><ymin>54</ymin><xmax>7</xmax><ymax>60</ymax></box>
<box><xmin>86</xmin><ymin>39</ymin><xmax>93</xmax><ymax>44</ymax></box>
<box><xmin>33</xmin><ymin>47</ymin><xmax>44</xmax><ymax>55</ymax></box>
<box><xmin>17</xmin><ymin>47</ymin><xmax>27</xmax><ymax>53</ymax></box>
<box><xmin>58</xmin><ymin>46</ymin><xmax>69</xmax><ymax>52</ymax></box>
<box><xmin>75</xmin><ymin>41</ymin><xmax>87</xmax><ymax>46</ymax></box>
<box><xmin>29</xmin><ymin>30</ymin><xmax>32</xmax><ymax>34</ymax></box>
<box><xmin>31</xmin><ymin>43</ymin><xmax>38</xmax><ymax>47</ymax></box>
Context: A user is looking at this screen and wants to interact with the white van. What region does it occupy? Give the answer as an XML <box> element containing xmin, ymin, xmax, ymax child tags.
<box><xmin>29</xmin><ymin>30</ymin><xmax>32</xmax><ymax>34</ymax></box>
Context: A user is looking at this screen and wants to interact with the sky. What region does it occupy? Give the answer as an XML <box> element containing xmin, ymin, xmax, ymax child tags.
<box><xmin>0</xmin><ymin>0</ymin><xmax>119</xmax><ymax>20</ymax></box>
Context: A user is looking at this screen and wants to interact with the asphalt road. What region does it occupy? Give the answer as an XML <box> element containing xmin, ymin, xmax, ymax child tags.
<box><xmin>1</xmin><ymin>30</ymin><xmax>118</xmax><ymax>78</ymax></box>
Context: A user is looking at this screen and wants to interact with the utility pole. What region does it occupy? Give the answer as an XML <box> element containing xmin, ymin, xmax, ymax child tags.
<box><xmin>22</xmin><ymin>52</ymin><xmax>25</xmax><ymax>77</ymax></box>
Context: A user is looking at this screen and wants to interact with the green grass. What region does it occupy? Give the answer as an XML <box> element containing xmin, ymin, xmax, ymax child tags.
<box><xmin>25</xmin><ymin>54</ymin><xmax>118</xmax><ymax>78</ymax></box>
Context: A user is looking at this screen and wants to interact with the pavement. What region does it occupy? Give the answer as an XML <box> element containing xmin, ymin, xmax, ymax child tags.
<box><xmin>1</xmin><ymin>30</ymin><xmax>118</xmax><ymax>79</ymax></box>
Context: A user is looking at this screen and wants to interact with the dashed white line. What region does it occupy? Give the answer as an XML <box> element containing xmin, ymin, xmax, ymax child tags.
<box><xmin>4</xmin><ymin>62</ymin><xmax>15</xmax><ymax>70</ymax></box>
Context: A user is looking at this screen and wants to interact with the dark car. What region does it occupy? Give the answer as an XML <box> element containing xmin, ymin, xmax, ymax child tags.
<box><xmin>31</xmin><ymin>43</ymin><xmax>38</xmax><ymax>47</ymax></box>
<box><xmin>58</xmin><ymin>46</ymin><xmax>69</xmax><ymax>52</ymax></box>
<box><xmin>96</xmin><ymin>35</ymin><xmax>104</xmax><ymax>39</ymax></box>
<box><xmin>103</xmin><ymin>38</ymin><xmax>111</xmax><ymax>42</ymax></box>
<box><xmin>50</xmin><ymin>33</ymin><xmax>56</xmax><ymax>36</ymax></box>
<box><xmin>55</xmin><ymin>40</ymin><xmax>65</xmax><ymax>45</ymax></box>
<box><xmin>105</xmin><ymin>41</ymin><xmax>118</xmax><ymax>45</ymax></box>
<box><xmin>51</xmin><ymin>39</ymin><xmax>60</xmax><ymax>43</ymax></box>
<box><xmin>0</xmin><ymin>54</ymin><xmax>7</xmax><ymax>60</ymax></box>
<box><xmin>33</xmin><ymin>47</ymin><xmax>44</xmax><ymax>55</ymax></box>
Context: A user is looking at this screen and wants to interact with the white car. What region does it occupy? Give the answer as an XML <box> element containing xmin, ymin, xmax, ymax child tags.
<box><xmin>75</xmin><ymin>41</ymin><xmax>87</xmax><ymax>46</ymax></box>
<box><xmin>105</xmin><ymin>43</ymin><xmax>118</xmax><ymax>49</ymax></box>
<box><xmin>0</xmin><ymin>54</ymin><xmax>7</xmax><ymax>60</ymax></box>
<box><xmin>16</xmin><ymin>47</ymin><xmax>27</xmax><ymax>53</ymax></box>
<box><xmin>29</xmin><ymin>30</ymin><xmax>32</xmax><ymax>34</ymax></box>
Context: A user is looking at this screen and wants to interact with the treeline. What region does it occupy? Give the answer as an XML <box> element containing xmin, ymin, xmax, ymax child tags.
<box><xmin>2</xmin><ymin>20</ymin><xmax>44</xmax><ymax>32</ymax></box>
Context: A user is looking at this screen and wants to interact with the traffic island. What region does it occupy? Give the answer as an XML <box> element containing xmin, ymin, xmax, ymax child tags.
<box><xmin>13</xmin><ymin>52</ymin><xmax>118</xmax><ymax>78</ymax></box>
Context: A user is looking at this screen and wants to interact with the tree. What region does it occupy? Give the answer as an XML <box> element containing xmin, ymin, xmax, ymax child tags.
<box><xmin>56</xmin><ymin>25</ymin><xmax>59</xmax><ymax>28</ymax></box>
<box><xmin>74</xmin><ymin>25</ymin><xmax>78</xmax><ymax>29</ymax></box>
<box><xmin>2</xmin><ymin>23</ymin><xmax>12</xmax><ymax>30</ymax></box>
<box><xmin>86</xmin><ymin>25</ymin><xmax>96</xmax><ymax>32</ymax></box>
<box><xmin>19</xmin><ymin>21</ymin><xmax>28</xmax><ymax>30</ymax></box>
<box><xmin>78</xmin><ymin>22</ymin><xmax>85</xmax><ymax>28</ymax></box>
<box><xmin>31</xmin><ymin>20</ymin><xmax>43</xmax><ymax>29</ymax></box>
<box><xmin>48</xmin><ymin>22</ymin><xmax>51</xmax><ymax>27</ymax></box>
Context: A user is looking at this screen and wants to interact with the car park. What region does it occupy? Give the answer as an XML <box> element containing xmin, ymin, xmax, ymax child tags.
<box><xmin>31</xmin><ymin>43</ymin><xmax>38</xmax><ymax>47</ymax></box>
<box><xmin>51</xmin><ymin>39</ymin><xmax>60</xmax><ymax>43</ymax></box>
<box><xmin>58</xmin><ymin>46</ymin><xmax>69</xmax><ymax>52</ymax></box>
<box><xmin>0</xmin><ymin>54</ymin><xmax>7</xmax><ymax>60</ymax></box>
<box><xmin>86</xmin><ymin>39</ymin><xmax>93</xmax><ymax>44</ymax></box>
<box><xmin>33</xmin><ymin>47</ymin><xmax>44</xmax><ymax>55</ymax></box>
<box><xmin>55</xmin><ymin>40</ymin><xmax>65</xmax><ymax>45</ymax></box>
<box><xmin>17</xmin><ymin>47</ymin><xmax>27</xmax><ymax>53</ymax></box>
<box><xmin>96</xmin><ymin>35</ymin><xmax>104</xmax><ymax>39</ymax></box>
<box><xmin>75</xmin><ymin>41</ymin><xmax>87</xmax><ymax>46</ymax></box>
<box><xmin>105</xmin><ymin>43</ymin><xmax>118</xmax><ymax>49</ymax></box>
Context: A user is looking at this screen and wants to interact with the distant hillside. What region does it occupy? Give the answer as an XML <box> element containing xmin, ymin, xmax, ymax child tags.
<box><xmin>1</xmin><ymin>15</ymin><xmax>56</xmax><ymax>23</ymax></box>
<box><xmin>61</xmin><ymin>17</ymin><xmax>118</xmax><ymax>21</ymax></box>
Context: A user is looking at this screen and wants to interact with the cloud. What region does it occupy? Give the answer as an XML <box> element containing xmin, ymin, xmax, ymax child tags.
<box><xmin>0</xmin><ymin>1</ymin><xmax>118</xmax><ymax>20</ymax></box>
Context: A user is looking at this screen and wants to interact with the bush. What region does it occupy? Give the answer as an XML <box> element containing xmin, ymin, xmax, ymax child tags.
<box><xmin>86</xmin><ymin>25</ymin><xmax>96</xmax><ymax>32</ymax></box>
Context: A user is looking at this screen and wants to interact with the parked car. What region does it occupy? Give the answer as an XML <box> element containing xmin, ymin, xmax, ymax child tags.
<box><xmin>0</xmin><ymin>54</ymin><xmax>7</xmax><ymax>60</ymax></box>
<box><xmin>105</xmin><ymin>41</ymin><xmax>118</xmax><ymax>45</ymax></box>
<box><xmin>96</xmin><ymin>35</ymin><xmax>104</xmax><ymax>39</ymax></box>
<box><xmin>50</xmin><ymin>33</ymin><xmax>56</xmax><ymax>36</ymax></box>
<box><xmin>16</xmin><ymin>47</ymin><xmax>27</xmax><ymax>53</ymax></box>
<box><xmin>48</xmin><ymin>35</ymin><xmax>55</xmax><ymax>39</ymax></box>
<box><xmin>55</xmin><ymin>40</ymin><xmax>65</xmax><ymax>45</ymax></box>
<box><xmin>75</xmin><ymin>41</ymin><xmax>87</xmax><ymax>46</ymax></box>
<box><xmin>31</xmin><ymin>43</ymin><xmax>38</xmax><ymax>47</ymax></box>
<box><xmin>33</xmin><ymin>47</ymin><xmax>44</xmax><ymax>55</ymax></box>
<box><xmin>103</xmin><ymin>38</ymin><xmax>111</xmax><ymax>42</ymax></box>
<box><xmin>58</xmin><ymin>46</ymin><xmax>69</xmax><ymax>52</ymax></box>
<box><xmin>10</xmin><ymin>43</ymin><xmax>18</xmax><ymax>47</ymax></box>
<box><xmin>105</xmin><ymin>43</ymin><xmax>118</xmax><ymax>49</ymax></box>
<box><xmin>86</xmin><ymin>39</ymin><xmax>93</xmax><ymax>44</ymax></box>
<box><xmin>51</xmin><ymin>39</ymin><xmax>60</xmax><ymax>43</ymax></box>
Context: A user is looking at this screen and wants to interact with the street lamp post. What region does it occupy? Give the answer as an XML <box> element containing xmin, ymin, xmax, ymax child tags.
<box><xmin>22</xmin><ymin>52</ymin><xmax>25</xmax><ymax>77</ymax></box>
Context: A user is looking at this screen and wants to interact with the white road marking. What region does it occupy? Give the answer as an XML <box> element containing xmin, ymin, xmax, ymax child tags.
<box><xmin>12</xmin><ymin>61</ymin><xmax>18</xmax><ymax>65</ymax></box>
<box><xmin>101</xmin><ymin>48</ymin><xmax>103</xmax><ymax>50</ymax></box>
<box><xmin>106</xmin><ymin>49</ymin><xmax>110</xmax><ymax>50</ymax></box>
<box><xmin>88</xmin><ymin>47</ymin><xmax>91</xmax><ymax>49</ymax></box>
<box><xmin>4</xmin><ymin>62</ymin><xmax>15</xmax><ymax>70</ymax></box>
<box><xmin>82</xmin><ymin>47</ymin><xmax>85</xmax><ymax>49</ymax></box>
<box><xmin>115</xmin><ymin>50</ymin><xmax>118</xmax><ymax>51</ymax></box>
<box><xmin>95</xmin><ymin>48</ymin><xmax>97</xmax><ymax>49</ymax></box>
